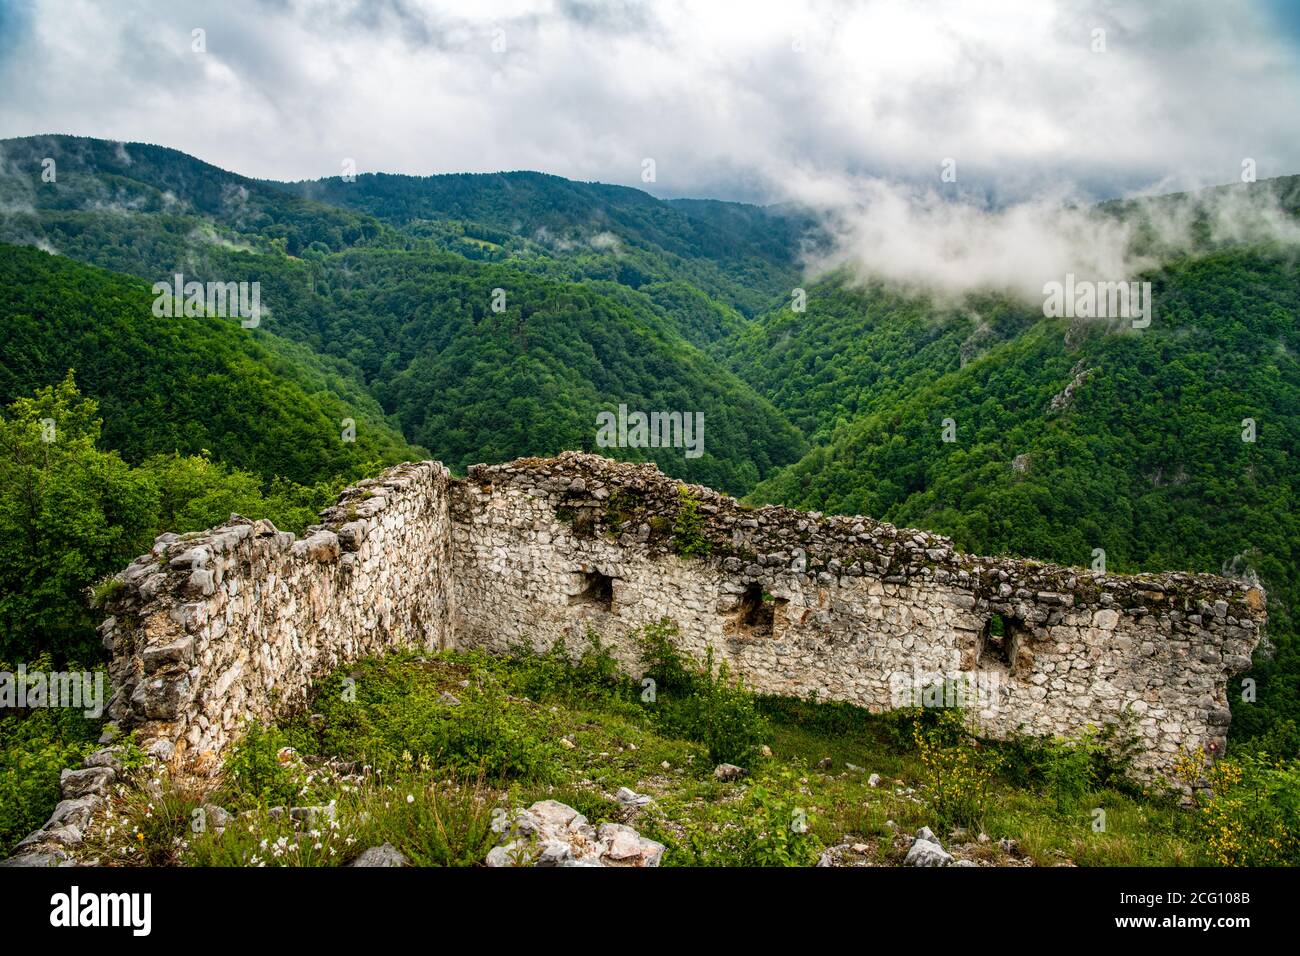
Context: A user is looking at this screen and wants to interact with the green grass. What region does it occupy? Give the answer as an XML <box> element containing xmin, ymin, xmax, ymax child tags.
<box><xmin>70</xmin><ymin>630</ymin><xmax>1295</xmax><ymax>867</ymax></box>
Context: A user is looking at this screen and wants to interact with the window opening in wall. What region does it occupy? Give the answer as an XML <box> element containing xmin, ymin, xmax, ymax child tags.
<box><xmin>572</xmin><ymin>570</ymin><xmax>614</xmax><ymax>611</ymax></box>
<box><xmin>978</xmin><ymin>612</ymin><xmax>1020</xmax><ymax>669</ymax></box>
<box><xmin>731</xmin><ymin>582</ymin><xmax>782</xmax><ymax>638</ymax></box>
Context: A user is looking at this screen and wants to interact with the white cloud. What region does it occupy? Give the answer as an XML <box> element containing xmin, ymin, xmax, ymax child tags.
<box><xmin>801</xmin><ymin>175</ymin><xmax>1300</xmax><ymax>302</ymax></box>
<box><xmin>0</xmin><ymin>0</ymin><xmax>1296</xmax><ymax>204</ymax></box>
<box><xmin>2</xmin><ymin>0</ymin><xmax>1299</xmax><ymax>299</ymax></box>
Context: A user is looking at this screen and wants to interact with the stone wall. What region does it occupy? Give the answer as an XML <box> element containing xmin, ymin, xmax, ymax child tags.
<box><xmin>75</xmin><ymin>451</ymin><xmax>1276</xmax><ymax>775</ymax></box>
<box><xmin>8</xmin><ymin>451</ymin><xmax>1270</xmax><ymax>863</ymax></box>
<box><xmin>452</xmin><ymin>453</ymin><xmax>1267</xmax><ymax>778</ymax></box>
<box><xmin>98</xmin><ymin>461</ymin><xmax>454</xmax><ymax>766</ymax></box>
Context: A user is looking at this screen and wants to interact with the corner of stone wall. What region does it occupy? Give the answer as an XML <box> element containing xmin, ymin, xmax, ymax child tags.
<box><xmin>3</xmin><ymin>460</ymin><xmax>454</xmax><ymax>867</ymax></box>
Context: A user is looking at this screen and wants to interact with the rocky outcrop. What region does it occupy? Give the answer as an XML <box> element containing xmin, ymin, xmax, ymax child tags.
<box><xmin>486</xmin><ymin>800</ymin><xmax>665</xmax><ymax>867</ymax></box>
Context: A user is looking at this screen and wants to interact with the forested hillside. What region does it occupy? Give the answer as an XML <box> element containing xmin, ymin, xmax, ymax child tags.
<box><xmin>1</xmin><ymin>133</ymin><xmax>1297</xmax><ymax>750</ymax></box>
<box><xmin>278</xmin><ymin>170</ymin><xmax>813</xmax><ymax>318</ymax></box>
<box><xmin>0</xmin><ymin>245</ymin><xmax>417</xmax><ymax>484</ymax></box>
<box><xmin>0</xmin><ymin>134</ymin><xmax>804</xmax><ymax>492</ymax></box>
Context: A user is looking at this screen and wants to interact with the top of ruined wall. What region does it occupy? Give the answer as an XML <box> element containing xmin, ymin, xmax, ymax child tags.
<box><xmin>102</xmin><ymin>461</ymin><xmax>445</xmax><ymax>630</ymax></box>
<box><xmin>463</xmin><ymin>451</ymin><xmax>1268</xmax><ymax>645</ymax></box>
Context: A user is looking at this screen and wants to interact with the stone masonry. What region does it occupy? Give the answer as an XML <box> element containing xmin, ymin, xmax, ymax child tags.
<box><xmin>452</xmin><ymin>453</ymin><xmax>1265</xmax><ymax>779</ymax></box>
<box><xmin>99</xmin><ymin>460</ymin><xmax>455</xmax><ymax>766</ymax></box>
<box><xmin>8</xmin><ymin>452</ymin><xmax>1268</xmax><ymax>861</ymax></box>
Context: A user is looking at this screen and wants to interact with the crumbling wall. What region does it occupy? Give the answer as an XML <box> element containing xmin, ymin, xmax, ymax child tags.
<box><xmin>82</xmin><ymin>452</ymin><xmax>1271</xmax><ymax>775</ymax></box>
<box><xmin>98</xmin><ymin>461</ymin><xmax>454</xmax><ymax>765</ymax></box>
<box><xmin>8</xmin><ymin>451</ymin><xmax>1270</xmax><ymax>863</ymax></box>
<box><xmin>452</xmin><ymin>453</ymin><xmax>1266</xmax><ymax>777</ymax></box>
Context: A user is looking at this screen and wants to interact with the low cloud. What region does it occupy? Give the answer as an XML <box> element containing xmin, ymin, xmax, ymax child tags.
<box><xmin>798</xmin><ymin>175</ymin><xmax>1300</xmax><ymax>302</ymax></box>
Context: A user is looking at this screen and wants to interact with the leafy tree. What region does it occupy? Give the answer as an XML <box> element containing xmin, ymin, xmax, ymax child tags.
<box><xmin>0</xmin><ymin>373</ymin><xmax>157</xmax><ymax>662</ymax></box>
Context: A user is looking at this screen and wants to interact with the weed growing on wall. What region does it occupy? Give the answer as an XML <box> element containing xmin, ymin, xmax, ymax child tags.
<box><xmin>671</xmin><ymin>486</ymin><xmax>711</xmax><ymax>557</ymax></box>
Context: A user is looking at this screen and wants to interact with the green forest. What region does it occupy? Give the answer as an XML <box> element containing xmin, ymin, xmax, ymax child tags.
<box><xmin>1</xmin><ymin>134</ymin><xmax>1298</xmax><ymax>858</ymax></box>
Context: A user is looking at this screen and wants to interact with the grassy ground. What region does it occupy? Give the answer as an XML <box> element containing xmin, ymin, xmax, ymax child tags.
<box><xmin>71</xmin><ymin>622</ymin><xmax>1281</xmax><ymax>867</ymax></box>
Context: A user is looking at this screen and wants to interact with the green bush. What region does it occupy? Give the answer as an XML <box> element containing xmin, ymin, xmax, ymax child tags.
<box><xmin>1180</xmin><ymin>752</ymin><xmax>1300</xmax><ymax>866</ymax></box>
<box><xmin>1040</xmin><ymin>732</ymin><xmax>1102</xmax><ymax>814</ymax></box>
<box><xmin>285</xmin><ymin>654</ymin><xmax>558</xmax><ymax>784</ymax></box>
<box><xmin>635</xmin><ymin>622</ymin><xmax>768</xmax><ymax>767</ymax></box>
<box><xmin>0</xmin><ymin>697</ymin><xmax>100</xmax><ymax>855</ymax></box>
<box><xmin>636</xmin><ymin>619</ymin><xmax>698</xmax><ymax>697</ymax></box>
<box><xmin>879</xmin><ymin>703</ymin><xmax>953</xmax><ymax>753</ymax></box>
<box><xmin>671</xmin><ymin>487</ymin><xmax>711</xmax><ymax>557</ymax></box>
<box><xmin>504</xmin><ymin>631</ymin><xmax>631</xmax><ymax>708</ymax></box>
<box><xmin>433</xmin><ymin>684</ymin><xmax>558</xmax><ymax>782</ymax></box>
<box><xmin>1002</xmin><ymin>718</ymin><xmax>1140</xmax><ymax>799</ymax></box>
<box><xmin>913</xmin><ymin>710</ymin><xmax>999</xmax><ymax>830</ymax></box>
<box><xmin>220</xmin><ymin>722</ymin><xmax>307</xmax><ymax>809</ymax></box>
<box><xmin>669</xmin><ymin>770</ymin><xmax>822</xmax><ymax>866</ymax></box>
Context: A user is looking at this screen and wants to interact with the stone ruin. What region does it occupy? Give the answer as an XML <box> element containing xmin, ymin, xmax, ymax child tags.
<box><xmin>15</xmin><ymin>451</ymin><xmax>1268</xmax><ymax>859</ymax></box>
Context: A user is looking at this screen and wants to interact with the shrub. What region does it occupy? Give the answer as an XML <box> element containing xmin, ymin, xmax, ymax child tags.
<box><xmin>1040</xmin><ymin>730</ymin><xmax>1102</xmax><ymax>814</ymax></box>
<box><xmin>288</xmin><ymin>655</ymin><xmax>558</xmax><ymax>784</ymax></box>
<box><xmin>220</xmin><ymin>722</ymin><xmax>306</xmax><ymax>809</ymax></box>
<box><xmin>671</xmin><ymin>487</ymin><xmax>711</xmax><ymax>557</ymax></box>
<box><xmin>0</xmin><ymin>659</ymin><xmax>102</xmax><ymax>855</ymax></box>
<box><xmin>670</xmin><ymin>770</ymin><xmax>822</xmax><ymax>866</ymax></box>
<box><xmin>1176</xmin><ymin>748</ymin><xmax>1300</xmax><ymax>866</ymax></box>
<box><xmin>637</xmin><ymin>619</ymin><xmax>697</xmax><ymax>697</ymax></box>
<box><xmin>634</xmin><ymin>622</ymin><xmax>768</xmax><ymax>767</ymax></box>
<box><xmin>505</xmin><ymin>631</ymin><xmax>630</xmax><ymax>707</ymax></box>
<box><xmin>756</xmin><ymin>693</ymin><xmax>878</xmax><ymax>739</ymax></box>
<box><xmin>879</xmin><ymin>703</ymin><xmax>954</xmax><ymax>753</ymax></box>
<box><xmin>685</xmin><ymin>654</ymin><xmax>768</xmax><ymax>767</ymax></box>
<box><xmin>913</xmin><ymin>710</ymin><xmax>999</xmax><ymax>829</ymax></box>
<box><xmin>433</xmin><ymin>683</ymin><xmax>558</xmax><ymax>782</ymax></box>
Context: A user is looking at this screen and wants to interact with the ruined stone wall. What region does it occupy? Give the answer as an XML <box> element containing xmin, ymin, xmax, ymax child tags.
<box><xmin>452</xmin><ymin>453</ymin><xmax>1266</xmax><ymax>777</ymax></box>
<box><xmin>92</xmin><ymin>451</ymin><xmax>1266</xmax><ymax>777</ymax></box>
<box><xmin>15</xmin><ymin>452</ymin><xmax>1264</xmax><ymax>863</ymax></box>
<box><xmin>98</xmin><ymin>461</ymin><xmax>454</xmax><ymax>765</ymax></box>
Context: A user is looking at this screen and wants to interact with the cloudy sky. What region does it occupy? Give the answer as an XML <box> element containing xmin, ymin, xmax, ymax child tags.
<box><xmin>1</xmin><ymin>0</ymin><xmax>1299</xmax><ymax>206</ymax></box>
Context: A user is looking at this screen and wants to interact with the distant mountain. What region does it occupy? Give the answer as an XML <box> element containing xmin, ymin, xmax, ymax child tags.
<box><xmin>276</xmin><ymin>169</ymin><xmax>816</xmax><ymax>318</ymax></box>
<box><xmin>0</xmin><ymin>134</ymin><xmax>808</xmax><ymax>492</ymax></box>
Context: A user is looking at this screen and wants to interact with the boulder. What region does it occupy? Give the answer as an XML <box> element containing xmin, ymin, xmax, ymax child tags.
<box><xmin>350</xmin><ymin>843</ymin><xmax>409</xmax><ymax>867</ymax></box>
<box><xmin>60</xmin><ymin>766</ymin><xmax>116</xmax><ymax>799</ymax></box>
<box><xmin>486</xmin><ymin>800</ymin><xmax>664</xmax><ymax>867</ymax></box>
<box><xmin>904</xmin><ymin>828</ymin><xmax>953</xmax><ymax>867</ymax></box>
<box><xmin>615</xmin><ymin>786</ymin><xmax>653</xmax><ymax>808</ymax></box>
